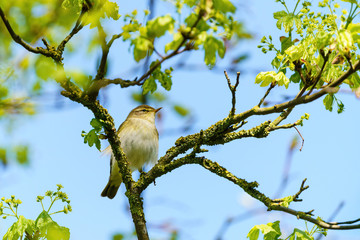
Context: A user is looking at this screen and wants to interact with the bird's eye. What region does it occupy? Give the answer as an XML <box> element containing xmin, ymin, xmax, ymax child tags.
<box><xmin>141</xmin><ymin>109</ymin><xmax>147</xmax><ymax>112</ymax></box>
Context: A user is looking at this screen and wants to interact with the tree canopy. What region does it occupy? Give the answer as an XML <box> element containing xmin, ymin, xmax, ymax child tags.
<box><xmin>0</xmin><ymin>0</ymin><xmax>360</xmax><ymax>239</ymax></box>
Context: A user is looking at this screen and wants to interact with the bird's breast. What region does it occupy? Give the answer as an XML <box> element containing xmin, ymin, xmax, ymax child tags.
<box><xmin>118</xmin><ymin>118</ymin><xmax>159</xmax><ymax>170</ymax></box>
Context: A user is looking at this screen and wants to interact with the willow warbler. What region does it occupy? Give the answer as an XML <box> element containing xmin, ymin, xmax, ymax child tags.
<box><xmin>101</xmin><ymin>105</ymin><xmax>161</xmax><ymax>199</ymax></box>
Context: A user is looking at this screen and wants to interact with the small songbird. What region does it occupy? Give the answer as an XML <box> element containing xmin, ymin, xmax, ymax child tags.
<box><xmin>101</xmin><ymin>105</ymin><xmax>161</xmax><ymax>199</ymax></box>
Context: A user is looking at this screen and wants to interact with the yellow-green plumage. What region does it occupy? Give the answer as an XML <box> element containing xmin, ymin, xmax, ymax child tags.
<box><xmin>101</xmin><ymin>105</ymin><xmax>160</xmax><ymax>199</ymax></box>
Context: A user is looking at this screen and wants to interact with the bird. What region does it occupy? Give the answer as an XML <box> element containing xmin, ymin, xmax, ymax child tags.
<box><xmin>101</xmin><ymin>105</ymin><xmax>161</xmax><ymax>199</ymax></box>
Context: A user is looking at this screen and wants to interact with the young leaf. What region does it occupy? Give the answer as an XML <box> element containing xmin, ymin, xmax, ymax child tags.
<box><xmin>247</xmin><ymin>228</ymin><xmax>260</xmax><ymax>240</ymax></box>
<box><xmin>173</xmin><ymin>105</ymin><xmax>190</xmax><ymax>116</ymax></box>
<box><xmin>142</xmin><ymin>77</ymin><xmax>157</xmax><ymax>94</ymax></box>
<box><xmin>3</xmin><ymin>216</ymin><xmax>35</xmax><ymax>240</ymax></box>
<box><xmin>15</xmin><ymin>145</ymin><xmax>29</xmax><ymax>165</ymax></box>
<box><xmin>131</xmin><ymin>36</ymin><xmax>153</xmax><ymax>62</ymax></box>
<box><xmin>165</xmin><ymin>32</ymin><xmax>183</xmax><ymax>53</ymax></box>
<box><xmin>323</xmin><ymin>94</ymin><xmax>334</xmax><ymax>111</ymax></box>
<box><xmin>90</xmin><ymin>118</ymin><xmax>102</xmax><ymax>132</ymax></box>
<box><xmin>288</xmin><ymin>228</ymin><xmax>313</xmax><ymax>240</ymax></box>
<box><xmin>83</xmin><ymin>129</ymin><xmax>101</xmax><ymax>151</ymax></box>
<box><xmin>35</xmin><ymin>211</ymin><xmax>70</xmax><ymax>240</ymax></box>
<box><xmin>203</xmin><ymin>36</ymin><xmax>225</xmax><ymax>67</ymax></box>
<box><xmin>213</xmin><ymin>0</ymin><xmax>236</xmax><ymax>13</ymax></box>
<box><xmin>247</xmin><ymin>221</ymin><xmax>281</xmax><ymax>240</ymax></box>
<box><xmin>147</xmin><ymin>15</ymin><xmax>175</xmax><ymax>38</ymax></box>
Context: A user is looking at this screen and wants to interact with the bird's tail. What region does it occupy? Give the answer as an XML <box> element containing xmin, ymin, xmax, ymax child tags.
<box><xmin>101</xmin><ymin>181</ymin><xmax>120</xmax><ymax>199</ymax></box>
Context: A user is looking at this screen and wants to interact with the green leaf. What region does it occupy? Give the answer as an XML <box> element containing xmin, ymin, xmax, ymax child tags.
<box><xmin>341</xmin><ymin>0</ymin><xmax>357</xmax><ymax>3</ymax></box>
<box><xmin>213</xmin><ymin>0</ymin><xmax>236</xmax><ymax>13</ymax></box>
<box><xmin>290</xmin><ymin>71</ymin><xmax>301</xmax><ymax>83</ymax></box>
<box><xmin>280</xmin><ymin>36</ymin><xmax>294</xmax><ymax>53</ymax></box>
<box><xmin>15</xmin><ymin>145</ymin><xmax>29</xmax><ymax>165</ymax></box>
<box><xmin>315</xmin><ymin>31</ymin><xmax>332</xmax><ymax>49</ymax></box>
<box><xmin>90</xmin><ymin>118</ymin><xmax>102</xmax><ymax>132</ymax></box>
<box><xmin>173</xmin><ymin>105</ymin><xmax>190</xmax><ymax>116</ymax></box>
<box><xmin>184</xmin><ymin>0</ymin><xmax>199</xmax><ymax>7</ymax></box>
<box><xmin>283</xmin><ymin>14</ymin><xmax>295</xmax><ymax>32</ymax></box>
<box><xmin>348</xmin><ymin>23</ymin><xmax>360</xmax><ymax>45</ymax></box>
<box><xmin>203</xmin><ymin>36</ymin><xmax>225</xmax><ymax>67</ymax></box>
<box><xmin>165</xmin><ymin>32</ymin><xmax>183</xmax><ymax>53</ymax></box>
<box><xmin>255</xmin><ymin>71</ymin><xmax>276</xmax><ymax>87</ymax></box>
<box><xmin>131</xmin><ymin>92</ymin><xmax>143</xmax><ymax>103</ymax></box>
<box><xmin>247</xmin><ymin>221</ymin><xmax>281</xmax><ymax>240</ymax></box>
<box><xmin>147</xmin><ymin>15</ymin><xmax>175</xmax><ymax>38</ymax></box>
<box><xmin>35</xmin><ymin>57</ymin><xmax>56</xmax><ymax>81</ymax></box>
<box><xmin>347</xmin><ymin>72</ymin><xmax>360</xmax><ymax>88</ymax></box>
<box><xmin>158</xmin><ymin>71</ymin><xmax>172</xmax><ymax>91</ymax></box>
<box><xmin>280</xmin><ymin>195</ymin><xmax>293</xmax><ymax>207</ymax></box>
<box><xmin>122</xmin><ymin>22</ymin><xmax>141</xmax><ymax>40</ymax></box>
<box><xmin>271</xmin><ymin>57</ymin><xmax>281</xmax><ymax>69</ymax></box>
<box><xmin>131</xmin><ymin>36</ymin><xmax>153</xmax><ymax>62</ymax></box>
<box><xmin>83</xmin><ymin>129</ymin><xmax>101</xmax><ymax>151</ymax></box>
<box><xmin>0</xmin><ymin>148</ymin><xmax>7</xmax><ymax>165</ymax></box>
<box><xmin>273</xmin><ymin>11</ymin><xmax>288</xmax><ymax>30</ymax></box>
<box><xmin>0</xmin><ymin>85</ymin><xmax>9</xmax><ymax>99</ymax></box>
<box><xmin>285</xmin><ymin>44</ymin><xmax>304</xmax><ymax>61</ymax></box>
<box><xmin>247</xmin><ymin>228</ymin><xmax>260</xmax><ymax>240</ymax></box>
<box><xmin>142</xmin><ymin>77</ymin><xmax>157</xmax><ymax>94</ymax></box>
<box><xmin>81</xmin><ymin>0</ymin><xmax>120</xmax><ymax>28</ymax></box>
<box><xmin>3</xmin><ymin>216</ymin><xmax>35</xmax><ymax>240</ymax></box>
<box><xmin>255</xmin><ymin>71</ymin><xmax>289</xmax><ymax>88</ymax></box>
<box><xmin>61</xmin><ymin>0</ymin><xmax>84</xmax><ymax>13</ymax></box>
<box><xmin>103</xmin><ymin>1</ymin><xmax>120</xmax><ymax>20</ymax></box>
<box><xmin>323</xmin><ymin>94</ymin><xmax>334</xmax><ymax>111</ymax></box>
<box><xmin>35</xmin><ymin>211</ymin><xmax>70</xmax><ymax>240</ymax></box>
<box><xmin>185</xmin><ymin>13</ymin><xmax>210</xmax><ymax>31</ymax></box>
<box><xmin>334</xmin><ymin>96</ymin><xmax>345</xmax><ymax>114</ymax></box>
<box><xmin>151</xmin><ymin>92</ymin><xmax>167</xmax><ymax>102</ymax></box>
<box><xmin>288</xmin><ymin>228</ymin><xmax>313</xmax><ymax>240</ymax></box>
<box><xmin>275</xmin><ymin>72</ymin><xmax>290</xmax><ymax>88</ymax></box>
<box><xmin>113</xmin><ymin>233</ymin><xmax>124</xmax><ymax>240</ymax></box>
<box><xmin>337</xmin><ymin>29</ymin><xmax>354</xmax><ymax>53</ymax></box>
<box><xmin>274</xmin><ymin>11</ymin><xmax>297</xmax><ymax>33</ymax></box>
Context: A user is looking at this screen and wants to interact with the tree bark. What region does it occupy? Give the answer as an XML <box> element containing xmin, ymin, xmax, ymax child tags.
<box><xmin>126</xmin><ymin>188</ymin><xmax>149</xmax><ymax>240</ymax></box>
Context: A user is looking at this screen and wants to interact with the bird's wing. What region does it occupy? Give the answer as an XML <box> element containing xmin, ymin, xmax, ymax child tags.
<box><xmin>101</xmin><ymin>145</ymin><xmax>112</xmax><ymax>156</ymax></box>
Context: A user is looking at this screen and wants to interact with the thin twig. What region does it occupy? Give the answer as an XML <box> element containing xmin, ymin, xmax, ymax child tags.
<box><xmin>57</xmin><ymin>11</ymin><xmax>84</xmax><ymax>54</ymax></box>
<box><xmin>308</xmin><ymin>51</ymin><xmax>329</xmax><ymax>95</ymax></box>
<box><xmin>0</xmin><ymin>7</ymin><xmax>51</xmax><ymax>57</ymax></box>
<box><xmin>258</xmin><ymin>83</ymin><xmax>275</xmax><ymax>107</ymax></box>
<box><xmin>294</xmin><ymin>126</ymin><xmax>304</xmax><ymax>151</ymax></box>
<box><xmin>331</xmin><ymin>217</ymin><xmax>360</xmax><ymax>225</ymax></box>
<box><xmin>224</xmin><ymin>71</ymin><xmax>240</xmax><ymax>116</ymax></box>
<box><xmin>292</xmin><ymin>178</ymin><xmax>309</xmax><ymax>202</ymax></box>
<box><xmin>135</xmin><ymin>11</ymin><xmax>204</xmax><ymax>84</ymax></box>
<box><xmin>316</xmin><ymin>201</ymin><xmax>345</xmax><ymax>240</ymax></box>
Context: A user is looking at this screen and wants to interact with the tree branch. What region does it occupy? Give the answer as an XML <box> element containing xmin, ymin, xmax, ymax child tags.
<box><xmin>257</xmin><ymin>82</ymin><xmax>276</xmax><ymax>107</ymax></box>
<box><xmin>57</xmin><ymin>11</ymin><xmax>84</xmax><ymax>55</ymax></box>
<box><xmin>308</xmin><ymin>50</ymin><xmax>329</xmax><ymax>95</ymax></box>
<box><xmin>224</xmin><ymin>71</ymin><xmax>240</xmax><ymax>116</ymax></box>
<box><xmin>0</xmin><ymin>7</ymin><xmax>52</xmax><ymax>57</ymax></box>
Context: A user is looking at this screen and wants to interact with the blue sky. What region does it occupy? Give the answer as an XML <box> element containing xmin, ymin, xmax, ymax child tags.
<box><xmin>1</xmin><ymin>1</ymin><xmax>360</xmax><ymax>240</ymax></box>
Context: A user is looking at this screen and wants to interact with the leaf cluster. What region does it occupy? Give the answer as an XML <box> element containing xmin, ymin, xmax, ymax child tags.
<box><xmin>256</xmin><ymin>0</ymin><xmax>360</xmax><ymax>112</ymax></box>
<box><xmin>82</xmin><ymin>118</ymin><xmax>104</xmax><ymax>151</ymax></box>
<box><xmin>0</xmin><ymin>185</ymin><xmax>71</xmax><ymax>240</ymax></box>
<box><xmin>247</xmin><ymin>220</ymin><xmax>327</xmax><ymax>240</ymax></box>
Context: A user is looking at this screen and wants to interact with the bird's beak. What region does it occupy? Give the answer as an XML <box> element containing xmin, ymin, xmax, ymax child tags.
<box><xmin>155</xmin><ymin>107</ymin><xmax>162</xmax><ymax>113</ymax></box>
